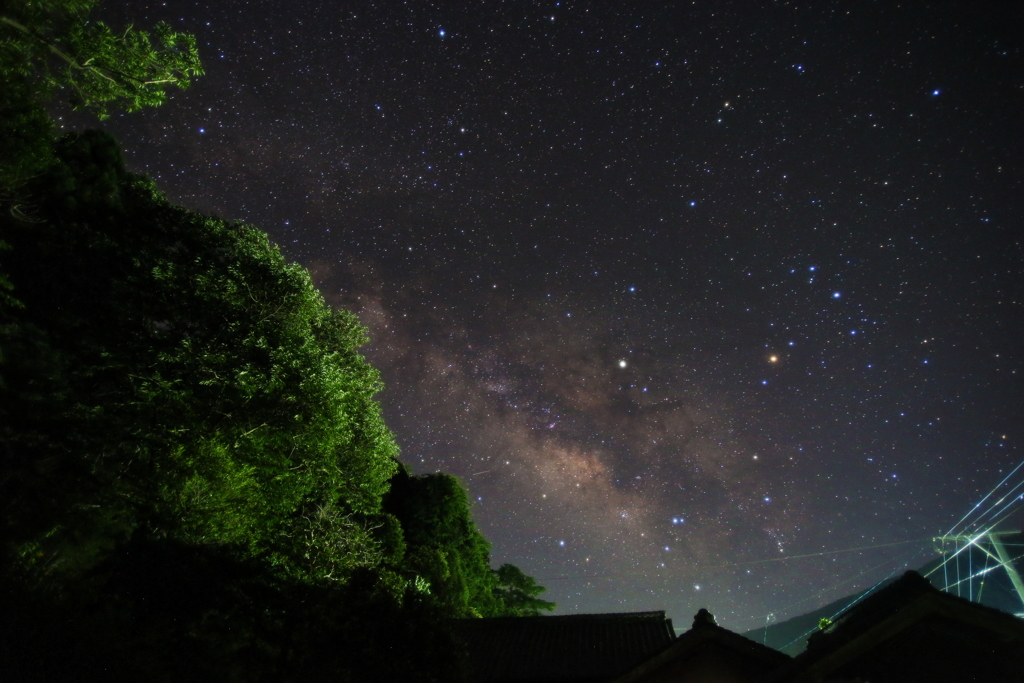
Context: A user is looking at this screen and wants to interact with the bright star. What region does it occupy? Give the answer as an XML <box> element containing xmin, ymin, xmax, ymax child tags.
<box><xmin>619</xmin><ymin>360</ymin><xmax>627</xmax><ymax>368</ymax></box>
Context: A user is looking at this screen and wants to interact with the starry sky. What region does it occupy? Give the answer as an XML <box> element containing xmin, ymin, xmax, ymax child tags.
<box><xmin>69</xmin><ymin>0</ymin><xmax>1023</xmax><ymax>631</ymax></box>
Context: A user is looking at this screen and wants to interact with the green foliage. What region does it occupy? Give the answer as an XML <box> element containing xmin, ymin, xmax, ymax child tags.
<box><xmin>0</xmin><ymin>31</ymin><xmax>551</xmax><ymax>671</ymax></box>
<box><xmin>0</xmin><ymin>125</ymin><xmax>499</xmax><ymax>678</ymax></box>
<box><xmin>384</xmin><ymin>468</ymin><xmax>491</xmax><ymax>615</ymax></box>
<box><xmin>0</xmin><ymin>73</ymin><xmax>55</xmax><ymax>188</ymax></box>
<box><xmin>370</xmin><ymin>511</ymin><xmax>406</xmax><ymax>566</ymax></box>
<box><xmin>1</xmin><ymin>0</ymin><xmax>202</xmax><ymax>119</ymax></box>
<box><xmin>494</xmin><ymin>563</ymin><xmax>557</xmax><ymax>616</ymax></box>
<box><xmin>1</xmin><ymin>129</ymin><xmax>398</xmax><ymax>583</ymax></box>
<box><xmin>384</xmin><ymin>466</ymin><xmax>554</xmax><ymax>617</ymax></box>
<box><xmin>0</xmin><ymin>0</ymin><xmax>202</xmax><ymax>190</ymax></box>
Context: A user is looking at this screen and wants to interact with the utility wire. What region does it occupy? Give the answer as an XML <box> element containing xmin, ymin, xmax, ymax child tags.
<box><xmin>537</xmin><ymin>539</ymin><xmax>926</xmax><ymax>581</ymax></box>
<box><xmin>778</xmin><ymin>562</ymin><xmax>909</xmax><ymax>652</ymax></box>
<box><xmin>753</xmin><ymin>544</ymin><xmax>925</xmax><ymax>634</ymax></box>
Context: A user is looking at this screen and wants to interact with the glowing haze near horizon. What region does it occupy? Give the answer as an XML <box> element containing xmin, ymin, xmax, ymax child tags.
<box><xmin>74</xmin><ymin>0</ymin><xmax>1023</xmax><ymax>631</ymax></box>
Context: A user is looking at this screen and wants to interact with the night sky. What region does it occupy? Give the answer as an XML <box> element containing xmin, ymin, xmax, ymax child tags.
<box><xmin>68</xmin><ymin>1</ymin><xmax>1023</xmax><ymax>632</ymax></box>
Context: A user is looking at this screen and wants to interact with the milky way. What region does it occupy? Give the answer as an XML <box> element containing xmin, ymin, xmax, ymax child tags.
<box><xmin>76</xmin><ymin>0</ymin><xmax>1023</xmax><ymax>630</ymax></box>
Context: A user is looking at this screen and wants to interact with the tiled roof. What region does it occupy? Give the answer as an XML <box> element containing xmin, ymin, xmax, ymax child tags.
<box><xmin>766</xmin><ymin>570</ymin><xmax>1024</xmax><ymax>682</ymax></box>
<box><xmin>612</xmin><ymin>611</ymin><xmax>790</xmax><ymax>683</ymax></box>
<box><xmin>455</xmin><ymin>611</ymin><xmax>676</xmax><ymax>683</ymax></box>
<box><xmin>803</xmin><ymin>570</ymin><xmax>1024</xmax><ymax>658</ymax></box>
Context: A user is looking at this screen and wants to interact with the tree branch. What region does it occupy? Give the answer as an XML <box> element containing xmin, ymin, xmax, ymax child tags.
<box><xmin>2</xmin><ymin>16</ymin><xmax>84</xmax><ymax>70</ymax></box>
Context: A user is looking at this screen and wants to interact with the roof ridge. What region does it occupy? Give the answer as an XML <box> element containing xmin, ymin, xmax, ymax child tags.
<box><xmin>458</xmin><ymin>610</ymin><xmax>668</xmax><ymax>622</ymax></box>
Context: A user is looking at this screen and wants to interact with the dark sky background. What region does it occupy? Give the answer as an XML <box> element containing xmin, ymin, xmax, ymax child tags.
<box><xmin>68</xmin><ymin>0</ymin><xmax>1023</xmax><ymax>632</ymax></box>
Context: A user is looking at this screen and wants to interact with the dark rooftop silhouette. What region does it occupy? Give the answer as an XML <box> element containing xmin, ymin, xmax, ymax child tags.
<box><xmin>455</xmin><ymin>611</ymin><xmax>675</xmax><ymax>683</ymax></box>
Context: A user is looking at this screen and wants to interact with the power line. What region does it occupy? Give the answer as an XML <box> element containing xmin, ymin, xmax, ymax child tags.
<box><xmin>538</xmin><ymin>539</ymin><xmax>927</xmax><ymax>581</ymax></box>
<box><xmin>754</xmin><ymin>544</ymin><xmax>926</xmax><ymax>635</ymax></box>
<box><xmin>733</xmin><ymin>539</ymin><xmax>925</xmax><ymax>567</ymax></box>
<box><xmin>778</xmin><ymin>571</ymin><xmax>897</xmax><ymax>652</ymax></box>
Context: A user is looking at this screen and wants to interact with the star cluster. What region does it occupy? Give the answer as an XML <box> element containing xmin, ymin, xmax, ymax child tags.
<box><xmin>75</xmin><ymin>0</ymin><xmax>1023</xmax><ymax>631</ymax></box>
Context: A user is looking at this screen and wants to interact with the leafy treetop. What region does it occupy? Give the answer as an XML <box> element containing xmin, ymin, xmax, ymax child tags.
<box><xmin>1</xmin><ymin>130</ymin><xmax>398</xmax><ymax>583</ymax></box>
<box><xmin>384</xmin><ymin>466</ymin><xmax>555</xmax><ymax>617</ymax></box>
<box><xmin>1</xmin><ymin>0</ymin><xmax>202</xmax><ymax>118</ymax></box>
